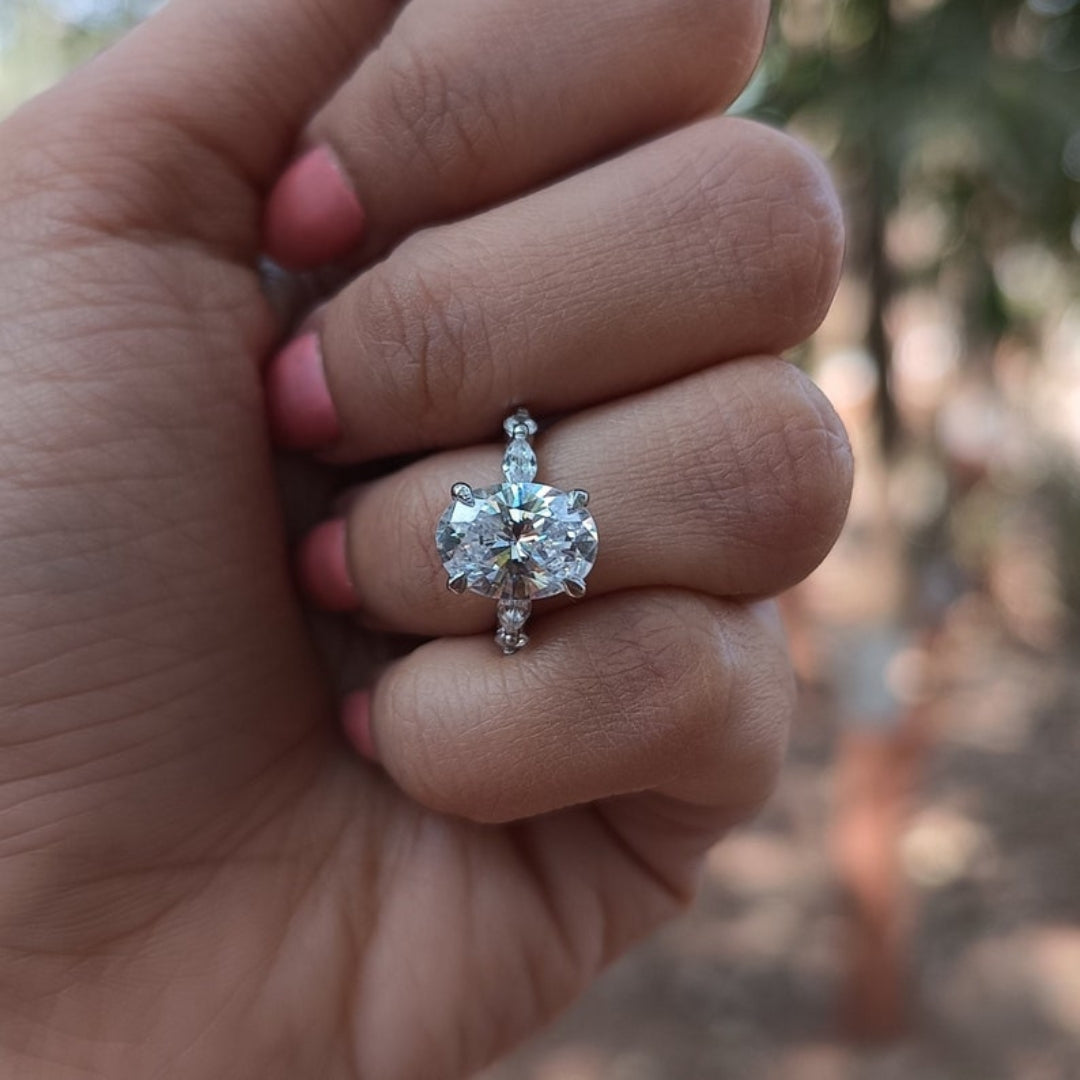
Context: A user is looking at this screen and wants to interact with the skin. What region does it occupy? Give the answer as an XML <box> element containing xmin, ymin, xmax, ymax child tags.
<box><xmin>0</xmin><ymin>1</ymin><xmax>851</xmax><ymax>1078</ymax></box>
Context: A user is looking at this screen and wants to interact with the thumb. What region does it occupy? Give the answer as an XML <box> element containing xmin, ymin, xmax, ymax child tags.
<box><xmin>3</xmin><ymin>0</ymin><xmax>399</xmax><ymax>251</ymax></box>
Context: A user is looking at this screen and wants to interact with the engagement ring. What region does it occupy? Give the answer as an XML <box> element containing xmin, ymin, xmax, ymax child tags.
<box><xmin>435</xmin><ymin>409</ymin><xmax>599</xmax><ymax>655</ymax></box>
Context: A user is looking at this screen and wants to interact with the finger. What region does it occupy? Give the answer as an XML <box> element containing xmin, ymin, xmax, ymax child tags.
<box><xmin>264</xmin><ymin>117</ymin><xmax>844</xmax><ymax>458</ymax></box>
<box><xmin>264</xmin><ymin>0</ymin><xmax>769</xmax><ymax>269</ymax></box>
<box><xmin>296</xmin><ymin>359</ymin><xmax>853</xmax><ymax>635</ymax></box>
<box><xmin>350</xmin><ymin>590</ymin><xmax>794</xmax><ymax>824</ymax></box>
<box><xmin>6</xmin><ymin>0</ymin><xmax>399</xmax><ymax>251</ymax></box>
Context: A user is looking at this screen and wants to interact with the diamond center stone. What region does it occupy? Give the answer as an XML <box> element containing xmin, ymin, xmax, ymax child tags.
<box><xmin>436</xmin><ymin>482</ymin><xmax>599</xmax><ymax>600</ymax></box>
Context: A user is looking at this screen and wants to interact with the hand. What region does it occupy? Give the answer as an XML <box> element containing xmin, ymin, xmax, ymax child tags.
<box><xmin>0</xmin><ymin>1</ymin><xmax>850</xmax><ymax>1077</ymax></box>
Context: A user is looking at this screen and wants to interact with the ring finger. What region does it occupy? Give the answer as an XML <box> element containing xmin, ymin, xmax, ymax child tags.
<box><xmin>297</xmin><ymin>359</ymin><xmax>853</xmax><ymax>636</ymax></box>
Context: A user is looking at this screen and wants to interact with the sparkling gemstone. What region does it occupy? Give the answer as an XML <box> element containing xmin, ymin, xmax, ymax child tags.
<box><xmin>436</xmin><ymin>483</ymin><xmax>598</xmax><ymax>599</ymax></box>
<box><xmin>497</xmin><ymin>597</ymin><xmax>532</xmax><ymax>630</ymax></box>
<box><xmin>502</xmin><ymin>437</ymin><xmax>537</xmax><ymax>484</ymax></box>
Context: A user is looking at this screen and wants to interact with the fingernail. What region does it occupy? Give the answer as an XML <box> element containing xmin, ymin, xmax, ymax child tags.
<box><xmin>342</xmin><ymin>691</ymin><xmax>379</xmax><ymax>762</ymax></box>
<box><xmin>265</xmin><ymin>332</ymin><xmax>340</xmax><ymax>450</ymax></box>
<box><xmin>296</xmin><ymin>518</ymin><xmax>358</xmax><ymax>612</ymax></box>
<box><xmin>263</xmin><ymin>145</ymin><xmax>366</xmax><ymax>269</ymax></box>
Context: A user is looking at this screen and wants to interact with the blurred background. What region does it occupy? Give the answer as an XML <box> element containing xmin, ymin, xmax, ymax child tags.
<box><xmin>2</xmin><ymin>0</ymin><xmax>1079</xmax><ymax>1076</ymax></box>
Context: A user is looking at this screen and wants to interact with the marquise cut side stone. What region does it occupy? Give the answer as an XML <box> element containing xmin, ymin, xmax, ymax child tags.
<box><xmin>497</xmin><ymin>597</ymin><xmax>532</xmax><ymax>631</ymax></box>
<box><xmin>502</xmin><ymin>436</ymin><xmax>537</xmax><ymax>484</ymax></box>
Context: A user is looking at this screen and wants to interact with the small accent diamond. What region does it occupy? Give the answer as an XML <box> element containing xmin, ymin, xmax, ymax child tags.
<box><xmin>497</xmin><ymin>597</ymin><xmax>532</xmax><ymax>631</ymax></box>
<box><xmin>502</xmin><ymin>436</ymin><xmax>537</xmax><ymax>484</ymax></box>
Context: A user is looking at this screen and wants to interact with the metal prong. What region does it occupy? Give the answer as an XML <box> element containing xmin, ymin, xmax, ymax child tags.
<box><xmin>447</xmin><ymin>574</ymin><xmax>468</xmax><ymax>595</ymax></box>
<box><xmin>568</xmin><ymin>489</ymin><xmax>590</xmax><ymax>510</ymax></box>
<box><xmin>564</xmin><ymin>577</ymin><xmax>587</xmax><ymax>599</ymax></box>
<box><xmin>503</xmin><ymin>408</ymin><xmax>538</xmax><ymax>439</ymax></box>
<box><xmin>451</xmin><ymin>482</ymin><xmax>475</xmax><ymax>506</ymax></box>
<box><xmin>496</xmin><ymin>629</ymin><xmax>529</xmax><ymax>655</ymax></box>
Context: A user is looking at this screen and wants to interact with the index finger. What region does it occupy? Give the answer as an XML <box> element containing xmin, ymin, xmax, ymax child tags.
<box><xmin>263</xmin><ymin>0</ymin><xmax>770</xmax><ymax>269</ymax></box>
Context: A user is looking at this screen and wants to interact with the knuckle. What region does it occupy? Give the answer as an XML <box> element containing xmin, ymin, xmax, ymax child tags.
<box><xmin>388</xmin><ymin>474</ymin><xmax>449</xmax><ymax>610</ymax></box>
<box><xmin>686</xmin><ymin>362</ymin><xmax>853</xmax><ymax>589</ymax></box>
<box><xmin>406</xmin><ymin>482</ymin><xmax>448</xmax><ymax>593</ymax></box>
<box><xmin>571</xmin><ymin>594</ymin><xmax>725</xmax><ymax>763</ymax></box>
<box><xmin>767</xmin><ymin>135</ymin><xmax>846</xmax><ymax>338</ymax></box>
<box><xmin>353</xmin><ymin>256</ymin><xmax>482</xmax><ymax>437</ymax></box>
<box><xmin>378</xmin><ymin>656</ymin><xmax>478</xmax><ymax>817</ymax></box>
<box><xmin>754</xmin><ymin>366</ymin><xmax>852</xmax><ymax>578</ymax></box>
<box><xmin>741</xmin><ymin>125</ymin><xmax>845</xmax><ymax>342</ymax></box>
<box><xmin>717</xmin><ymin>605</ymin><xmax>795</xmax><ymax>817</ymax></box>
<box><xmin>377</xmin><ymin>662</ymin><xmax>452</xmax><ymax>806</ymax></box>
<box><xmin>0</xmin><ymin>119</ymin><xmax>111</xmax><ymax>243</ymax></box>
<box><xmin>0</xmin><ymin>93</ymin><xmax>245</xmax><ymax>247</ymax></box>
<box><xmin>682</xmin><ymin>119</ymin><xmax>845</xmax><ymax>348</ymax></box>
<box><xmin>577</xmin><ymin>595</ymin><xmax>791</xmax><ymax>820</ymax></box>
<box><xmin>375</xmin><ymin>35</ymin><xmax>509</xmax><ymax>185</ymax></box>
<box><xmin>761</xmin><ymin>366</ymin><xmax>854</xmax><ymax>570</ymax></box>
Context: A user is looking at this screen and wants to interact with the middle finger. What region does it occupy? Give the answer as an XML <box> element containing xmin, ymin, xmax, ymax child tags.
<box><xmin>266</xmin><ymin>117</ymin><xmax>843</xmax><ymax>459</ymax></box>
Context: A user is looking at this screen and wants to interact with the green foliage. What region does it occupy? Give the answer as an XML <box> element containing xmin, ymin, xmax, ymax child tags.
<box><xmin>0</xmin><ymin>0</ymin><xmax>157</xmax><ymax>114</ymax></box>
<box><xmin>753</xmin><ymin>0</ymin><xmax>1080</xmax><ymax>259</ymax></box>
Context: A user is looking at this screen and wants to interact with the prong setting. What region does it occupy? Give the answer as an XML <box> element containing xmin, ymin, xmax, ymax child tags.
<box><xmin>563</xmin><ymin>577</ymin><xmax>587</xmax><ymax>599</ymax></box>
<box><xmin>436</xmin><ymin>409</ymin><xmax>598</xmax><ymax>655</ymax></box>
<box><xmin>503</xmin><ymin>408</ymin><xmax>539</xmax><ymax>439</ymax></box>
<box><xmin>496</xmin><ymin>629</ymin><xmax>530</xmax><ymax>655</ymax></box>
<box><xmin>451</xmin><ymin>482</ymin><xmax>475</xmax><ymax>507</ymax></box>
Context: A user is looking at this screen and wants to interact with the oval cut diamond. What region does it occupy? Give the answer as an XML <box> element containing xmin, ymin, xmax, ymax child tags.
<box><xmin>436</xmin><ymin>483</ymin><xmax>598</xmax><ymax>599</ymax></box>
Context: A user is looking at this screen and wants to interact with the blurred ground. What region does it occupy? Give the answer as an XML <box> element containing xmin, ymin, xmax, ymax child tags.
<box><xmin>482</xmin><ymin>606</ymin><xmax>1080</xmax><ymax>1080</ymax></box>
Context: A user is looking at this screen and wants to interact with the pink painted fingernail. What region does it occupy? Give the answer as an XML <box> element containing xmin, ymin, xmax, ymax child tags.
<box><xmin>342</xmin><ymin>691</ymin><xmax>379</xmax><ymax>762</ymax></box>
<box><xmin>296</xmin><ymin>519</ymin><xmax>358</xmax><ymax>612</ymax></box>
<box><xmin>263</xmin><ymin>145</ymin><xmax>366</xmax><ymax>269</ymax></box>
<box><xmin>265</xmin><ymin>332</ymin><xmax>340</xmax><ymax>451</ymax></box>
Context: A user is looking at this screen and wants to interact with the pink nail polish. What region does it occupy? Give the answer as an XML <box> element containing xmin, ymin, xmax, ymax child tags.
<box><xmin>263</xmin><ymin>145</ymin><xmax>366</xmax><ymax>269</ymax></box>
<box><xmin>296</xmin><ymin>519</ymin><xmax>358</xmax><ymax>612</ymax></box>
<box><xmin>265</xmin><ymin>332</ymin><xmax>340</xmax><ymax>451</ymax></box>
<box><xmin>342</xmin><ymin>691</ymin><xmax>379</xmax><ymax>762</ymax></box>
